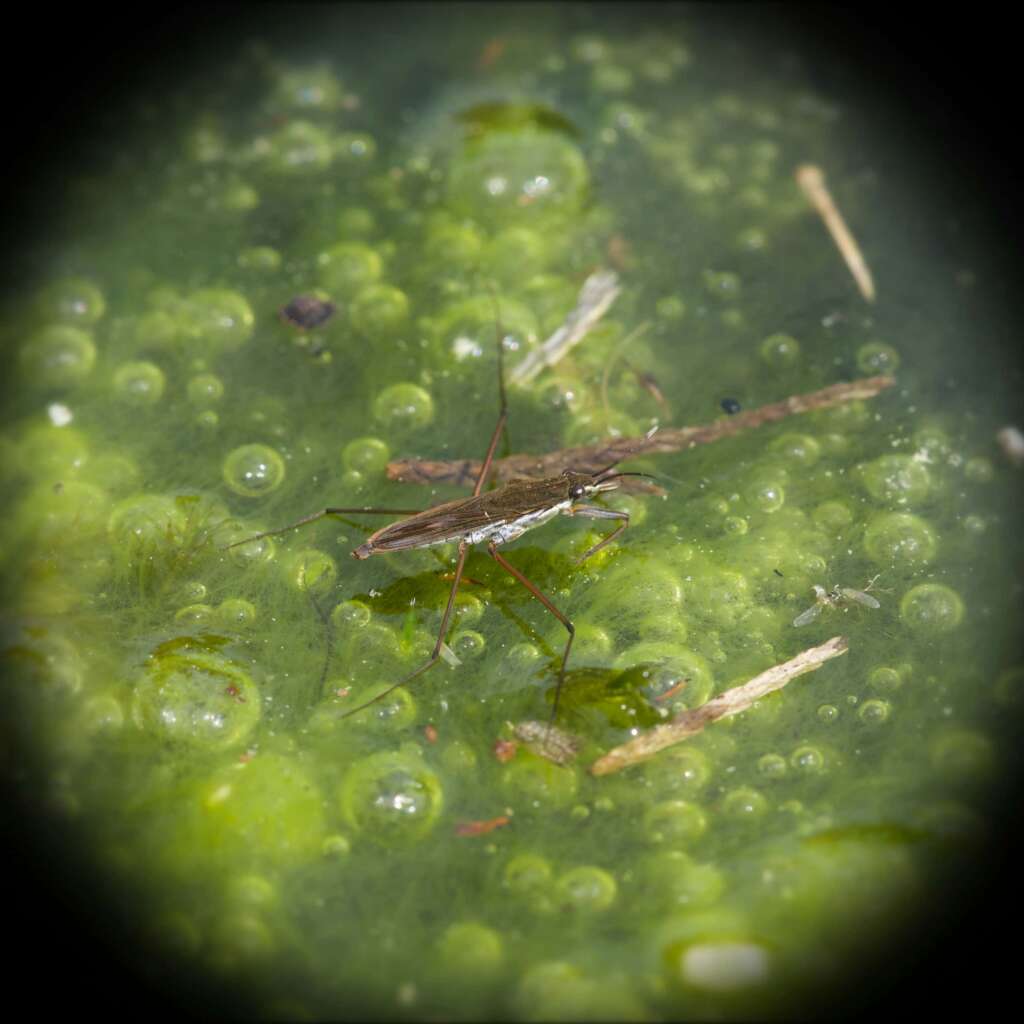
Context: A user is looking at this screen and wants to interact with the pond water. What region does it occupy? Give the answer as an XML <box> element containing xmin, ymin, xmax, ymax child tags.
<box><xmin>2</xmin><ymin>5</ymin><xmax>1022</xmax><ymax>1019</ymax></box>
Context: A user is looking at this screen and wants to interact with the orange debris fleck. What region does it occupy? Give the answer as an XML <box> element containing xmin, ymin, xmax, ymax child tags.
<box><xmin>493</xmin><ymin>738</ymin><xmax>519</xmax><ymax>763</ymax></box>
<box><xmin>654</xmin><ymin>678</ymin><xmax>689</xmax><ymax>703</ymax></box>
<box><xmin>606</xmin><ymin>233</ymin><xmax>634</xmax><ymax>270</ymax></box>
<box><xmin>455</xmin><ymin>815</ymin><xmax>510</xmax><ymax>837</ymax></box>
<box><xmin>476</xmin><ymin>38</ymin><xmax>507</xmax><ymax>71</ymax></box>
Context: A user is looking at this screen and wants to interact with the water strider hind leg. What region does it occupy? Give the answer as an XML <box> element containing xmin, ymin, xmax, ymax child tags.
<box><xmin>487</xmin><ymin>541</ymin><xmax>575</xmax><ymax>724</ymax></box>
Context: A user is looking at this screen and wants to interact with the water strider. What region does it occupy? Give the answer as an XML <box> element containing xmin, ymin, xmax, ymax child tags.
<box><xmin>229</xmin><ymin>301</ymin><xmax>649</xmax><ymax>721</ymax></box>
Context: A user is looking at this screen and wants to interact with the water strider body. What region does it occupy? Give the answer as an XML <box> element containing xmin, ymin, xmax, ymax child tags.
<box><xmin>353</xmin><ymin>470</ymin><xmax>627</xmax><ymax>559</ymax></box>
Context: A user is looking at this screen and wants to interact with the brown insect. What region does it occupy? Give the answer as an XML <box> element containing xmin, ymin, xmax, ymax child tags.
<box><xmin>228</xmin><ymin>301</ymin><xmax>648</xmax><ymax>721</ymax></box>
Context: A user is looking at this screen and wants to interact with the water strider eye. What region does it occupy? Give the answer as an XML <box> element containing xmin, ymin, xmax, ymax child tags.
<box><xmin>570</xmin><ymin>484</ymin><xmax>586</xmax><ymax>500</ymax></box>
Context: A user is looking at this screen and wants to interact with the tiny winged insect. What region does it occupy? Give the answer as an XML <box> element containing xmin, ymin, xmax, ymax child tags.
<box><xmin>228</xmin><ymin>299</ymin><xmax>647</xmax><ymax>721</ymax></box>
<box><xmin>792</xmin><ymin>576</ymin><xmax>881</xmax><ymax>628</ymax></box>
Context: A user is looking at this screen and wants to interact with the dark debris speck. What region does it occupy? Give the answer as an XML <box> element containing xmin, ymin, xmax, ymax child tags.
<box><xmin>280</xmin><ymin>294</ymin><xmax>337</xmax><ymax>330</ymax></box>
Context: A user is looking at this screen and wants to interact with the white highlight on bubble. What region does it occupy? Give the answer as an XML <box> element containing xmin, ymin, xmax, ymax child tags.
<box><xmin>47</xmin><ymin>402</ymin><xmax>73</xmax><ymax>426</ymax></box>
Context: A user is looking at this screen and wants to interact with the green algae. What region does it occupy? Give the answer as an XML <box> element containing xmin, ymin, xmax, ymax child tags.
<box><xmin>1</xmin><ymin>8</ymin><xmax>1021</xmax><ymax>1022</ymax></box>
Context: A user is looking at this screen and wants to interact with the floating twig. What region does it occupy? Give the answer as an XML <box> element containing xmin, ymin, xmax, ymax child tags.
<box><xmin>387</xmin><ymin>376</ymin><xmax>895</xmax><ymax>490</ymax></box>
<box><xmin>512</xmin><ymin>720</ymin><xmax>583</xmax><ymax>765</ymax></box>
<box><xmin>509</xmin><ymin>269</ymin><xmax>621</xmax><ymax>386</ymax></box>
<box><xmin>796</xmin><ymin>164</ymin><xmax>875</xmax><ymax>303</ymax></box>
<box><xmin>589</xmin><ymin>636</ymin><xmax>849</xmax><ymax>776</ymax></box>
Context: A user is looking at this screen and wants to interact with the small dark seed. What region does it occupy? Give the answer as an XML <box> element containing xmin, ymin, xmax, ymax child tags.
<box><xmin>280</xmin><ymin>294</ymin><xmax>337</xmax><ymax>330</ymax></box>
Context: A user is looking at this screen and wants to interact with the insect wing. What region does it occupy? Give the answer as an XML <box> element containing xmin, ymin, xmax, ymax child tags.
<box><xmin>840</xmin><ymin>587</ymin><xmax>881</xmax><ymax>609</ymax></box>
<box><xmin>366</xmin><ymin>495</ymin><xmax>499</xmax><ymax>551</ymax></box>
<box><xmin>372</xmin><ymin>478</ymin><xmax>573</xmax><ymax>553</ymax></box>
<box><xmin>793</xmin><ymin>603</ymin><xmax>823</xmax><ymax>627</ymax></box>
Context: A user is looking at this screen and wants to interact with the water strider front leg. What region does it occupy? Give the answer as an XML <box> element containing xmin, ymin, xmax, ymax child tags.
<box><xmin>566</xmin><ymin>505</ymin><xmax>630</xmax><ymax>566</ymax></box>
<box><xmin>487</xmin><ymin>541</ymin><xmax>575</xmax><ymax>723</ymax></box>
<box><xmin>223</xmin><ymin>506</ymin><xmax>424</xmax><ymax>549</ymax></box>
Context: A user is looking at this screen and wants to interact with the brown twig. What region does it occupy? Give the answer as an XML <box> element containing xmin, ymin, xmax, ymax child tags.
<box><xmin>387</xmin><ymin>375</ymin><xmax>895</xmax><ymax>490</ymax></box>
<box><xmin>589</xmin><ymin>635</ymin><xmax>849</xmax><ymax>776</ymax></box>
<box><xmin>796</xmin><ymin>164</ymin><xmax>876</xmax><ymax>303</ymax></box>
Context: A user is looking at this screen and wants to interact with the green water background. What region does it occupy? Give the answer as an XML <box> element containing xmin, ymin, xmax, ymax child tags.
<box><xmin>3</xmin><ymin>4</ymin><xmax>1024</xmax><ymax>1019</ymax></box>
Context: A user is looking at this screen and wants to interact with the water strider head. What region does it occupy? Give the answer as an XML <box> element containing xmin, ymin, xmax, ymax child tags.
<box><xmin>562</xmin><ymin>468</ymin><xmax>613</xmax><ymax>501</ymax></box>
<box><xmin>561</xmin><ymin>466</ymin><xmax>648</xmax><ymax>502</ymax></box>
